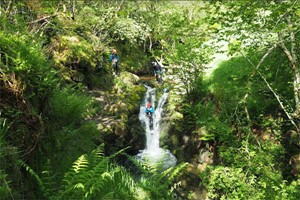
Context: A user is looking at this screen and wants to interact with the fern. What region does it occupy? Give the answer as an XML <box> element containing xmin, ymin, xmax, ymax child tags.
<box><xmin>19</xmin><ymin>161</ymin><xmax>42</xmax><ymax>186</ymax></box>
<box><xmin>72</xmin><ymin>155</ymin><xmax>89</xmax><ymax>173</ymax></box>
<box><xmin>21</xmin><ymin>144</ymin><xmax>187</xmax><ymax>200</ymax></box>
<box><xmin>133</xmin><ymin>158</ymin><xmax>188</xmax><ymax>200</ymax></box>
<box><xmin>0</xmin><ymin>116</ymin><xmax>10</xmax><ymax>155</ymax></box>
<box><xmin>40</xmin><ymin>160</ymin><xmax>59</xmax><ymax>199</ymax></box>
<box><xmin>0</xmin><ymin>170</ymin><xmax>13</xmax><ymax>200</ymax></box>
<box><xmin>52</xmin><ymin>145</ymin><xmax>137</xmax><ymax>200</ymax></box>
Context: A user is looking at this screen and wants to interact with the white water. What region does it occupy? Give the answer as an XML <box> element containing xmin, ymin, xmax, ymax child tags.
<box><xmin>136</xmin><ymin>86</ymin><xmax>177</xmax><ymax>169</ymax></box>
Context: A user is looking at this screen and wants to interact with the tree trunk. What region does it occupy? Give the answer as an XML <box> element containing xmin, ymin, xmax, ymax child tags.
<box><xmin>279</xmin><ymin>31</ymin><xmax>300</xmax><ymax>117</ymax></box>
<box><xmin>72</xmin><ymin>0</ymin><xmax>75</xmax><ymax>20</ymax></box>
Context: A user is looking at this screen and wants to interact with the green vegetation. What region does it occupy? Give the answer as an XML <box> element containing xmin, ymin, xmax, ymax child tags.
<box><xmin>0</xmin><ymin>0</ymin><xmax>299</xmax><ymax>199</ymax></box>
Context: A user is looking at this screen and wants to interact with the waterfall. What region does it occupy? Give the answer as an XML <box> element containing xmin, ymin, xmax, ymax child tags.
<box><xmin>136</xmin><ymin>86</ymin><xmax>177</xmax><ymax>169</ymax></box>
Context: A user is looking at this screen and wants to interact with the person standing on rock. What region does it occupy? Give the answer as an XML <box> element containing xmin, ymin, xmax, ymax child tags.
<box><xmin>109</xmin><ymin>49</ymin><xmax>120</xmax><ymax>75</ymax></box>
<box><xmin>152</xmin><ymin>61</ymin><xmax>162</xmax><ymax>83</ymax></box>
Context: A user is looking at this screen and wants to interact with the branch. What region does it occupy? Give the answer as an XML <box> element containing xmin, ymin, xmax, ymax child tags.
<box><xmin>257</xmin><ymin>70</ymin><xmax>300</xmax><ymax>133</ymax></box>
<box><xmin>286</xmin><ymin>16</ymin><xmax>299</xmax><ymax>66</ymax></box>
<box><xmin>28</xmin><ymin>14</ymin><xmax>57</xmax><ymax>24</ymax></box>
<box><xmin>240</xmin><ymin>50</ymin><xmax>300</xmax><ymax>133</ymax></box>
<box><xmin>254</xmin><ymin>44</ymin><xmax>277</xmax><ymax>70</ymax></box>
<box><xmin>236</xmin><ymin>45</ymin><xmax>277</xmax><ymax>126</ymax></box>
<box><xmin>278</xmin><ymin>33</ymin><xmax>297</xmax><ymax>69</ymax></box>
<box><xmin>71</xmin><ymin>0</ymin><xmax>75</xmax><ymax>20</ymax></box>
<box><xmin>271</xmin><ymin>0</ymin><xmax>299</xmax><ymax>32</ymax></box>
<box><xmin>5</xmin><ymin>0</ymin><xmax>12</xmax><ymax>13</ymax></box>
<box><xmin>32</xmin><ymin>20</ymin><xmax>49</xmax><ymax>35</ymax></box>
<box><xmin>115</xmin><ymin>0</ymin><xmax>125</xmax><ymax>14</ymax></box>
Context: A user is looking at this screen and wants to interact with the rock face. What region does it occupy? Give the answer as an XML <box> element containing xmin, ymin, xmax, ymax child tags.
<box><xmin>88</xmin><ymin>71</ymin><xmax>146</xmax><ymax>155</ymax></box>
<box><xmin>290</xmin><ymin>153</ymin><xmax>300</xmax><ymax>176</ymax></box>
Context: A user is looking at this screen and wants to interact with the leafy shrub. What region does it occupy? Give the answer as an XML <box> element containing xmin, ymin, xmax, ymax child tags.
<box><xmin>48</xmin><ymin>87</ymin><xmax>92</xmax><ymax>127</ymax></box>
<box><xmin>201</xmin><ymin>136</ymin><xmax>298</xmax><ymax>200</ymax></box>
<box><xmin>202</xmin><ymin>166</ymin><xmax>264</xmax><ymax>200</ymax></box>
<box><xmin>47</xmin><ymin>122</ymin><xmax>99</xmax><ymax>176</ymax></box>
<box><xmin>49</xmin><ymin>146</ymin><xmax>136</xmax><ymax>200</ymax></box>
<box><xmin>211</xmin><ymin>54</ymin><xmax>293</xmax><ymax>121</ymax></box>
<box><xmin>0</xmin><ymin>30</ymin><xmax>58</xmax><ymax>116</ymax></box>
<box><xmin>24</xmin><ymin>145</ymin><xmax>187</xmax><ymax>200</ymax></box>
<box><xmin>0</xmin><ymin>118</ymin><xmax>12</xmax><ymax>199</ymax></box>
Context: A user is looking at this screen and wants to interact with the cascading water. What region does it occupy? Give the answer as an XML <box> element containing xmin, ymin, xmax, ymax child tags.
<box><xmin>136</xmin><ymin>86</ymin><xmax>177</xmax><ymax>169</ymax></box>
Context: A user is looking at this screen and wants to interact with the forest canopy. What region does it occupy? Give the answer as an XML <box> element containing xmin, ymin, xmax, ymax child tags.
<box><xmin>0</xmin><ymin>0</ymin><xmax>299</xmax><ymax>199</ymax></box>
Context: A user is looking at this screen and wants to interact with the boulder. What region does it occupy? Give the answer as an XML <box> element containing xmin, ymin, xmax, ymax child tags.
<box><xmin>290</xmin><ymin>153</ymin><xmax>300</xmax><ymax>176</ymax></box>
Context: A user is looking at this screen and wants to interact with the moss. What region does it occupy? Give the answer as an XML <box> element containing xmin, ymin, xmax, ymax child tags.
<box><xmin>125</xmin><ymin>85</ymin><xmax>146</xmax><ymax>113</ymax></box>
<box><xmin>171</xmin><ymin>134</ymin><xmax>180</xmax><ymax>147</ymax></box>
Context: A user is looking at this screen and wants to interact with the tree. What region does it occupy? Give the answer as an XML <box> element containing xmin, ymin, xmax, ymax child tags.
<box><xmin>207</xmin><ymin>0</ymin><xmax>300</xmax><ymax>138</ymax></box>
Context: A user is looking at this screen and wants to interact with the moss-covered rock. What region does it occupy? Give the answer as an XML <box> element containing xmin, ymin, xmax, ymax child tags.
<box><xmin>90</xmin><ymin>72</ymin><xmax>146</xmax><ymax>155</ymax></box>
<box><xmin>290</xmin><ymin>153</ymin><xmax>300</xmax><ymax>176</ymax></box>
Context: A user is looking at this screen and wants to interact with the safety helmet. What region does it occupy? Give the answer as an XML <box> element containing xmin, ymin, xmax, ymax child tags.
<box><xmin>147</xmin><ymin>102</ymin><xmax>151</xmax><ymax>108</ymax></box>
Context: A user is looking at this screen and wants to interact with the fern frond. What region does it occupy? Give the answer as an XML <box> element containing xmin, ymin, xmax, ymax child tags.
<box><xmin>90</xmin><ymin>144</ymin><xmax>105</xmax><ymax>162</ymax></box>
<box><xmin>40</xmin><ymin>160</ymin><xmax>59</xmax><ymax>198</ymax></box>
<box><xmin>137</xmin><ymin>162</ymin><xmax>188</xmax><ymax>199</ymax></box>
<box><xmin>163</xmin><ymin>162</ymin><xmax>188</xmax><ymax>185</ymax></box>
<box><xmin>74</xmin><ymin>183</ymin><xmax>85</xmax><ymax>190</ymax></box>
<box><xmin>72</xmin><ymin>154</ymin><xmax>89</xmax><ymax>173</ymax></box>
<box><xmin>125</xmin><ymin>154</ymin><xmax>151</xmax><ymax>174</ymax></box>
<box><xmin>52</xmin><ymin>145</ymin><xmax>150</xmax><ymax>200</ymax></box>
<box><xmin>108</xmin><ymin>146</ymin><xmax>131</xmax><ymax>159</ymax></box>
<box><xmin>19</xmin><ymin>160</ymin><xmax>43</xmax><ymax>187</ymax></box>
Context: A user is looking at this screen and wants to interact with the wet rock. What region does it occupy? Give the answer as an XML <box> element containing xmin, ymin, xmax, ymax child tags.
<box><xmin>120</xmin><ymin>71</ymin><xmax>140</xmax><ymax>85</ymax></box>
<box><xmin>290</xmin><ymin>153</ymin><xmax>300</xmax><ymax>176</ymax></box>
<box><xmin>198</xmin><ymin>149</ymin><xmax>210</xmax><ymax>164</ymax></box>
<box><xmin>88</xmin><ymin>72</ymin><xmax>146</xmax><ymax>155</ymax></box>
<box><xmin>197</xmin><ymin>163</ymin><xmax>208</xmax><ymax>173</ymax></box>
<box><xmin>286</xmin><ymin>130</ymin><xmax>299</xmax><ymax>145</ymax></box>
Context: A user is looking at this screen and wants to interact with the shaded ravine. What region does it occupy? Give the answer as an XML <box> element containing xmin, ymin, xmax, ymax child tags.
<box><xmin>136</xmin><ymin>86</ymin><xmax>177</xmax><ymax>169</ymax></box>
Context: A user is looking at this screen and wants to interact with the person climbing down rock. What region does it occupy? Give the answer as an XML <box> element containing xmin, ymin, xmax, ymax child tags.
<box><xmin>145</xmin><ymin>102</ymin><xmax>154</xmax><ymax>130</ymax></box>
<box><xmin>145</xmin><ymin>102</ymin><xmax>154</xmax><ymax>116</ymax></box>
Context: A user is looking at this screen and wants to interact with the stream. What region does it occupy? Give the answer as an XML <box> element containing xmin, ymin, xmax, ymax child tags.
<box><xmin>136</xmin><ymin>86</ymin><xmax>177</xmax><ymax>170</ymax></box>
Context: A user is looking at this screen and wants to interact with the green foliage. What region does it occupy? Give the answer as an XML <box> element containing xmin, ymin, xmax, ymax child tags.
<box><xmin>2</xmin><ymin>1</ymin><xmax>300</xmax><ymax>199</ymax></box>
<box><xmin>212</xmin><ymin>53</ymin><xmax>293</xmax><ymax>121</ymax></box>
<box><xmin>194</xmin><ymin>49</ymin><xmax>298</xmax><ymax>199</ymax></box>
<box><xmin>38</xmin><ymin>86</ymin><xmax>100</xmax><ymax>184</ymax></box>
<box><xmin>23</xmin><ymin>145</ymin><xmax>187</xmax><ymax>200</ymax></box>
<box><xmin>41</xmin><ymin>121</ymin><xmax>99</xmax><ymax>182</ymax></box>
<box><xmin>181</xmin><ymin>76</ymin><xmax>233</xmax><ymax>144</ymax></box>
<box><xmin>112</xmin><ymin>18</ymin><xmax>150</xmax><ymax>45</ymax></box>
<box><xmin>0</xmin><ymin>117</ymin><xmax>12</xmax><ymax>200</ymax></box>
<box><xmin>201</xmin><ymin>138</ymin><xmax>299</xmax><ymax>200</ymax></box>
<box><xmin>51</xmin><ymin>35</ymin><xmax>95</xmax><ymax>67</ymax></box>
<box><xmin>0</xmin><ymin>30</ymin><xmax>58</xmax><ymax>117</ymax></box>
<box><xmin>206</xmin><ymin>0</ymin><xmax>300</xmax><ymax>54</ymax></box>
<box><xmin>0</xmin><ymin>170</ymin><xmax>12</xmax><ymax>200</ymax></box>
<box><xmin>137</xmin><ymin>162</ymin><xmax>188</xmax><ymax>200</ymax></box>
<box><xmin>148</xmin><ymin>2</ymin><xmax>212</xmax><ymax>94</ymax></box>
<box><xmin>0</xmin><ymin>117</ymin><xmax>9</xmax><ymax>154</ymax></box>
<box><xmin>183</xmin><ymin>101</ymin><xmax>233</xmax><ymax>144</ymax></box>
<box><xmin>202</xmin><ymin>166</ymin><xmax>264</xmax><ymax>200</ymax></box>
<box><xmin>275</xmin><ymin>179</ymin><xmax>300</xmax><ymax>200</ymax></box>
<box><xmin>212</xmin><ymin>57</ymin><xmax>252</xmax><ymax>116</ymax></box>
<box><xmin>19</xmin><ymin>160</ymin><xmax>43</xmax><ymax>191</ymax></box>
<box><xmin>48</xmin><ymin>87</ymin><xmax>92</xmax><ymax>127</ymax></box>
<box><xmin>0</xmin><ymin>1</ymin><xmax>32</xmax><ymax>34</ymax></box>
<box><xmin>54</xmin><ymin>146</ymin><xmax>128</xmax><ymax>200</ymax></box>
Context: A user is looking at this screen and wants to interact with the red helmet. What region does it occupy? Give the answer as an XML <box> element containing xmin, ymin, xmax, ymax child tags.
<box><xmin>147</xmin><ymin>102</ymin><xmax>151</xmax><ymax>108</ymax></box>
